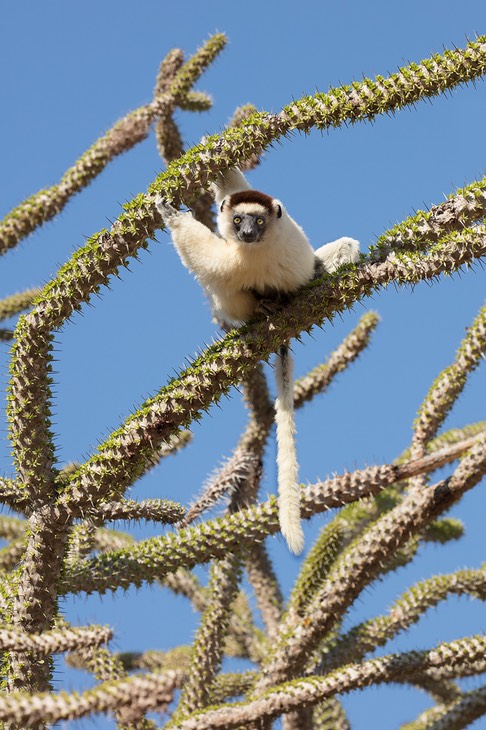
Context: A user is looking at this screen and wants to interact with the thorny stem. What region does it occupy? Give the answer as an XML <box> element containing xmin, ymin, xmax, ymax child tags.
<box><xmin>0</xmin><ymin>289</ymin><xmax>42</xmax><ymax>322</ymax></box>
<box><xmin>254</xmin><ymin>436</ymin><xmax>486</xmax><ymax>688</ymax></box>
<box><xmin>57</xmin><ymin>225</ymin><xmax>486</xmax><ymax>515</ymax></box>
<box><xmin>0</xmin><ymin>35</ymin><xmax>226</xmax><ymax>254</ymax></box>
<box><xmin>1</xmin><ymin>34</ymin><xmax>486</xmax><ymax>726</ymax></box>
<box><xmin>0</xmin><ymin>636</ymin><xmax>482</xmax><ymax>727</ymax></box>
<box><xmin>402</xmin><ymin>683</ymin><xmax>486</xmax><ymax>730</ymax></box>
<box><xmin>319</xmin><ymin>567</ymin><xmax>486</xmax><ymax>672</ymax></box>
<box><xmin>170</xmin><ymin>635</ymin><xmax>486</xmax><ymax>729</ymax></box>
<box><xmin>0</xmin><ymin>624</ymin><xmax>112</xmax><ymax>654</ymax></box>
<box><xmin>409</xmin><ymin>302</ymin><xmax>486</xmax><ymax>491</ymax></box>
<box><xmin>60</xmin><ymin>433</ymin><xmax>484</xmax><ymax>595</ymax></box>
<box><xmin>172</xmin><ymin>553</ymin><xmax>243</xmax><ymax>722</ymax></box>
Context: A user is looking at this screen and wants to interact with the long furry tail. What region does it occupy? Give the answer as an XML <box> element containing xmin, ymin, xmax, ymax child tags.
<box><xmin>275</xmin><ymin>345</ymin><xmax>304</xmax><ymax>555</ymax></box>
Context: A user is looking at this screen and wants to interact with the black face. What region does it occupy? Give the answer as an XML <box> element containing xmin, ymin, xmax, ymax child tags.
<box><xmin>232</xmin><ymin>212</ymin><xmax>267</xmax><ymax>243</ymax></box>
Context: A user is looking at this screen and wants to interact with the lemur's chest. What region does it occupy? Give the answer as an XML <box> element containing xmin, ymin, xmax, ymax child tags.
<box><xmin>220</xmin><ymin>239</ymin><xmax>309</xmax><ymax>293</ymax></box>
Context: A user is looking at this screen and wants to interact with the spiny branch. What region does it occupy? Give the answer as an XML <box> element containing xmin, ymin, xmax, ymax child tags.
<box><xmin>60</xmin><ymin>433</ymin><xmax>483</xmax><ymax>595</ymax></box>
<box><xmin>0</xmin><ymin>35</ymin><xmax>226</xmax><ymax>253</ymax></box>
<box><xmin>56</xmin><ymin>225</ymin><xmax>486</xmax><ymax>514</ymax></box>
<box><xmin>319</xmin><ymin>567</ymin><xmax>486</xmax><ymax>672</ymax></box>
<box><xmin>254</xmin><ymin>436</ymin><xmax>486</xmax><ymax>687</ymax></box>
<box><xmin>170</xmin><ymin>635</ymin><xmax>486</xmax><ymax>729</ymax></box>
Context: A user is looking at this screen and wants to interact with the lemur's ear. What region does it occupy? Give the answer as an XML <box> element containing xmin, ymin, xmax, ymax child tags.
<box><xmin>220</xmin><ymin>199</ymin><xmax>226</xmax><ymax>212</ymax></box>
<box><xmin>275</xmin><ymin>203</ymin><xmax>282</xmax><ymax>218</ymax></box>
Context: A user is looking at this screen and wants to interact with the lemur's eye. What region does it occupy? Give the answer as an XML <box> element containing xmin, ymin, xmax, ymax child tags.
<box><xmin>233</xmin><ymin>216</ymin><xmax>242</xmax><ymax>225</ymax></box>
<box><xmin>256</xmin><ymin>217</ymin><xmax>265</xmax><ymax>226</ymax></box>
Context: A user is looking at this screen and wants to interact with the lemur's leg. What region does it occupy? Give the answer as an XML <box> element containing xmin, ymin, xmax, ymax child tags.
<box><xmin>314</xmin><ymin>237</ymin><xmax>360</xmax><ymax>273</ymax></box>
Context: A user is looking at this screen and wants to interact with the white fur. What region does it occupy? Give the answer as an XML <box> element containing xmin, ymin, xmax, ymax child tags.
<box><xmin>275</xmin><ymin>347</ymin><xmax>304</xmax><ymax>555</ymax></box>
<box><xmin>315</xmin><ymin>237</ymin><xmax>360</xmax><ymax>272</ymax></box>
<box><xmin>156</xmin><ymin>190</ymin><xmax>316</xmax><ymax>325</ymax></box>
<box><xmin>155</xmin><ymin>170</ymin><xmax>360</xmax><ymax>554</ymax></box>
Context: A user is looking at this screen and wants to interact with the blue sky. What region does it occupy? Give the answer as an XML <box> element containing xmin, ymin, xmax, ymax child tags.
<box><xmin>1</xmin><ymin>2</ymin><xmax>485</xmax><ymax>728</ymax></box>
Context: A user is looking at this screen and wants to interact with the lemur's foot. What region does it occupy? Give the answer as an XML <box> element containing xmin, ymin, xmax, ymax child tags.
<box><xmin>255</xmin><ymin>298</ymin><xmax>282</xmax><ymax>318</ymax></box>
<box><xmin>253</xmin><ymin>291</ymin><xmax>291</xmax><ymax>318</ymax></box>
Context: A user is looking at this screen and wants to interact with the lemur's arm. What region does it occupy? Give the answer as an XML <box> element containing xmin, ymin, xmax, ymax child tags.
<box><xmin>211</xmin><ymin>168</ymin><xmax>251</xmax><ymax>208</ymax></box>
<box><xmin>155</xmin><ymin>199</ymin><xmax>230</xmax><ymax>283</ymax></box>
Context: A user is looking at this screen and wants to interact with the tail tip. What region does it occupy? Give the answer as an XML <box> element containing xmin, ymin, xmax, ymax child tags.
<box><xmin>282</xmin><ymin>524</ymin><xmax>305</xmax><ymax>555</ymax></box>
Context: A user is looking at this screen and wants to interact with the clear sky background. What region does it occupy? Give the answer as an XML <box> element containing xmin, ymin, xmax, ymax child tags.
<box><xmin>1</xmin><ymin>2</ymin><xmax>485</xmax><ymax>728</ymax></box>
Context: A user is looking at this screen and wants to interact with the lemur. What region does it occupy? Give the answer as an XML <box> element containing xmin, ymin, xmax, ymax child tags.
<box><xmin>155</xmin><ymin>169</ymin><xmax>359</xmax><ymax>554</ymax></box>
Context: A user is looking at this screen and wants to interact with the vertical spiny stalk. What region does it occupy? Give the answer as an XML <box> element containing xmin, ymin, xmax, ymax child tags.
<box><xmin>155</xmin><ymin>48</ymin><xmax>185</xmax><ymax>93</ymax></box>
<box><xmin>245</xmin><ymin>541</ymin><xmax>283</xmax><ymax>639</ymax></box>
<box><xmin>154</xmin><ymin>37</ymin><xmax>227</xmax><ymax>230</ymax></box>
<box><xmin>8</xmin><ymin>323</ymin><xmax>56</xmax><ymax>499</ymax></box>
<box><xmin>287</xmin><ymin>517</ymin><xmax>347</xmax><ymax>618</ymax></box>
<box><xmin>409</xmin><ymin>303</ymin><xmax>486</xmax><ymax>492</ymax></box>
<box><xmin>5</xmin><ymin>306</ymin><xmax>63</xmax><ymax>696</ymax></box>
<box><xmin>154</xmin><ymin>49</ymin><xmax>186</xmax><ymax>165</ymax></box>
<box><xmin>5</xmin><ymin>507</ymin><xmax>70</xmax><ymax>693</ymax></box>
<box><xmin>238</xmin><ymin>364</ymin><xmax>275</xmax><ymax>452</ymax></box>
<box><xmin>172</xmin><ymin>552</ymin><xmax>243</xmax><ymax>722</ymax></box>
